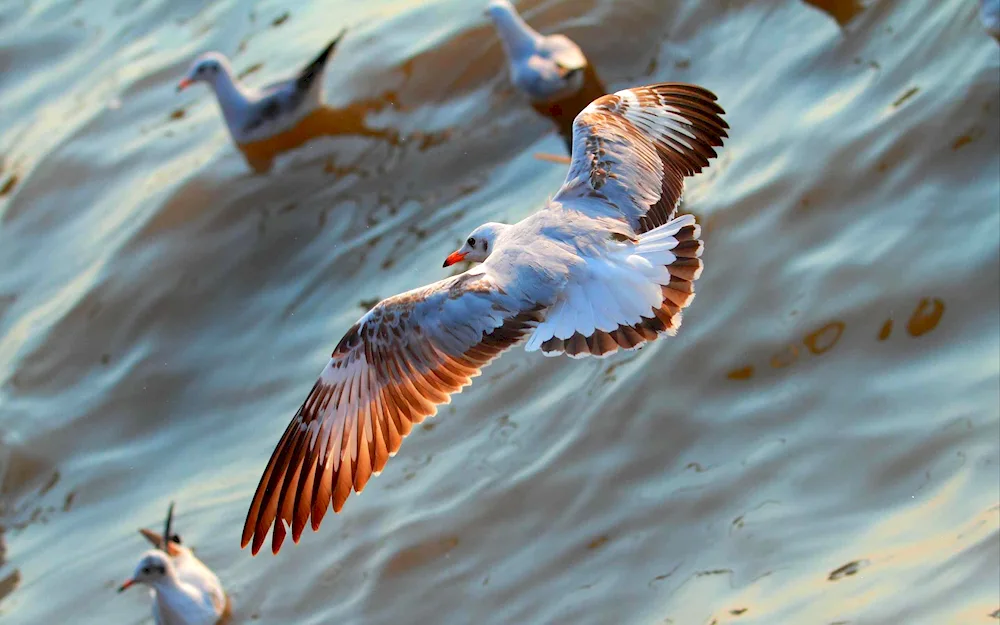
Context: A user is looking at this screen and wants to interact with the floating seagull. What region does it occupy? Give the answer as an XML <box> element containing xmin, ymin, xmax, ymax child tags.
<box><xmin>177</xmin><ymin>29</ymin><xmax>347</xmax><ymax>145</ymax></box>
<box><xmin>485</xmin><ymin>0</ymin><xmax>588</xmax><ymax>103</ymax></box>
<box><xmin>242</xmin><ymin>83</ymin><xmax>728</xmax><ymax>555</ymax></box>
<box><xmin>983</xmin><ymin>0</ymin><xmax>1000</xmax><ymax>40</ymax></box>
<box><xmin>119</xmin><ymin>502</ymin><xmax>229</xmax><ymax>625</ymax></box>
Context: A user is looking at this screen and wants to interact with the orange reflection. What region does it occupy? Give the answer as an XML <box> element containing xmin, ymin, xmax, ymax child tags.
<box><xmin>951</xmin><ymin>134</ymin><xmax>974</xmax><ymax>150</ymax></box>
<box><xmin>384</xmin><ymin>535</ymin><xmax>460</xmax><ymax>576</ymax></box>
<box><xmin>0</xmin><ymin>173</ymin><xmax>17</xmax><ymax>198</ymax></box>
<box><xmin>530</xmin><ymin>64</ymin><xmax>607</xmax><ymax>152</ymax></box>
<box><xmin>533</xmin><ymin>152</ymin><xmax>572</xmax><ymax>165</ymax></box>
<box><xmin>802</xmin><ymin>0</ymin><xmax>865</xmax><ymax>26</ymax></box>
<box><xmin>236</xmin><ymin>94</ymin><xmax>401</xmax><ymax>174</ymax></box>
<box><xmin>727</xmin><ymin>366</ymin><xmax>754</xmax><ymax>380</ymax></box>
<box><xmin>770</xmin><ymin>344</ymin><xmax>800</xmax><ymax>368</ymax></box>
<box><xmin>878</xmin><ymin>318</ymin><xmax>893</xmax><ymax>341</ymax></box>
<box><xmin>906</xmin><ymin>298</ymin><xmax>945</xmax><ymax>337</ymax></box>
<box><xmin>804</xmin><ymin>321</ymin><xmax>845</xmax><ymax>354</ymax></box>
<box><xmin>587</xmin><ymin>535</ymin><xmax>610</xmax><ymax>550</ymax></box>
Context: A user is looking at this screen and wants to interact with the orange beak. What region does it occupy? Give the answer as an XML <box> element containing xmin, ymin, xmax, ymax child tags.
<box><xmin>176</xmin><ymin>78</ymin><xmax>192</xmax><ymax>92</ymax></box>
<box><xmin>118</xmin><ymin>579</ymin><xmax>135</xmax><ymax>593</ymax></box>
<box><xmin>443</xmin><ymin>251</ymin><xmax>466</xmax><ymax>267</ymax></box>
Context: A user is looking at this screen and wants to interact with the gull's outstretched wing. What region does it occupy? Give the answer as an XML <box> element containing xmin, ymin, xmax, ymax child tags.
<box><xmin>242</xmin><ymin>270</ymin><xmax>543</xmax><ymax>555</ymax></box>
<box><xmin>553</xmin><ymin>83</ymin><xmax>728</xmax><ymax>234</ymax></box>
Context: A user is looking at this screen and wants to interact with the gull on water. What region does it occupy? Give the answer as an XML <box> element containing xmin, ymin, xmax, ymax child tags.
<box><xmin>177</xmin><ymin>29</ymin><xmax>347</xmax><ymax>145</ymax></box>
<box><xmin>485</xmin><ymin>0</ymin><xmax>588</xmax><ymax>103</ymax></box>
<box><xmin>241</xmin><ymin>82</ymin><xmax>729</xmax><ymax>555</ymax></box>
<box><xmin>983</xmin><ymin>0</ymin><xmax>1000</xmax><ymax>40</ymax></box>
<box><xmin>119</xmin><ymin>503</ymin><xmax>228</xmax><ymax>625</ymax></box>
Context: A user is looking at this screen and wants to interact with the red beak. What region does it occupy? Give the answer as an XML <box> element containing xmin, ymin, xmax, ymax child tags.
<box><xmin>443</xmin><ymin>251</ymin><xmax>466</xmax><ymax>267</ymax></box>
<box><xmin>118</xmin><ymin>579</ymin><xmax>135</xmax><ymax>593</ymax></box>
<box><xmin>176</xmin><ymin>78</ymin><xmax>192</xmax><ymax>92</ymax></box>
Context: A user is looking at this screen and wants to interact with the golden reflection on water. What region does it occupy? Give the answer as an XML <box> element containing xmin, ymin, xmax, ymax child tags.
<box><xmin>529</xmin><ymin>64</ymin><xmax>608</xmax><ymax>152</ymax></box>
<box><xmin>727</xmin><ymin>297</ymin><xmax>947</xmax><ymax>381</ymax></box>
<box><xmin>384</xmin><ymin>535</ymin><xmax>461</xmax><ymax>577</ymax></box>
<box><xmin>878</xmin><ymin>318</ymin><xmax>894</xmax><ymax>341</ymax></box>
<box><xmin>235</xmin><ymin>95</ymin><xmax>402</xmax><ymax>173</ymax></box>
<box><xmin>769</xmin><ymin>343</ymin><xmax>800</xmax><ymax>369</ymax></box>
<box><xmin>804</xmin><ymin>320</ymin><xmax>845</xmax><ymax>355</ymax></box>
<box><xmin>802</xmin><ymin>0</ymin><xmax>866</xmax><ymax>27</ymax></box>
<box><xmin>0</xmin><ymin>0</ymin><xmax>996</xmax><ymax>622</ymax></box>
<box><xmin>726</xmin><ymin>365</ymin><xmax>754</xmax><ymax>381</ymax></box>
<box><xmin>907</xmin><ymin>297</ymin><xmax>946</xmax><ymax>337</ymax></box>
<box><xmin>0</xmin><ymin>175</ymin><xmax>17</xmax><ymax>199</ymax></box>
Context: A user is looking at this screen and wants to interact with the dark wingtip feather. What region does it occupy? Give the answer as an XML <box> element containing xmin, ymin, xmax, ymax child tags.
<box><xmin>295</xmin><ymin>28</ymin><xmax>348</xmax><ymax>92</ymax></box>
<box><xmin>315</xmin><ymin>28</ymin><xmax>348</xmax><ymax>68</ymax></box>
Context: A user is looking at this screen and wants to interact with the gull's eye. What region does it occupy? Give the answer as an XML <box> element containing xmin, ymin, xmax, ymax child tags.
<box><xmin>141</xmin><ymin>566</ymin><xmax>151</xmax><ymax>575</ymax></box>
<box><xmin>467</xmin><ymin>237</ymin><xmax>476</xmax><ymax>247</ymax></box>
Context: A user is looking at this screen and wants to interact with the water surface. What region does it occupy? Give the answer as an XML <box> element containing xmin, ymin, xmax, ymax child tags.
<box><xmin>0</xmin><ymin>1</ymin><xmax>998</xmax><ymax>624</ymax></box>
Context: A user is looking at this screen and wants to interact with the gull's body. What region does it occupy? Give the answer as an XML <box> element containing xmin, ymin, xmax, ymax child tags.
<box><xmin>120</xmin><ymin>505</ymin><xmax>228</xmax><ymax>625</ymax></box>
<box><xmin>242</xmin><ymin>83</ymin><xmax>729</xmax><ymax>555</ymax></box>
<box><xmin>178</xmin><ymin>30</ymin><xmax>346</xmax><ymax>145</ymax></box>
<box><xmin>486</xmin><ymin>0</ymin><xmax>588</xmax><ymax>102</ymax></box>
<box><xmin>983</xmin><ymin>0</ymin><xmax>1000</xmax><ymax>39</ymax></box>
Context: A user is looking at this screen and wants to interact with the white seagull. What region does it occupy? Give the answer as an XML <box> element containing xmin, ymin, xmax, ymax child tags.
<box><xmin>242</xmin><ymin>83</ymin><xmax>729</xmax><ymax>555</ymax></box>
<box><xmin>982</xmin><ymin>0</ymin><xmax>1000</xmax><ymax>40</ymax></box>
<box><xmin>119</xmin><ymin>503</ymin><xmax>228</xmax><ymax>625</ymax></box>
<box><xmin>177</xmin><ymin>29</ymin><xmax>347</xmax><ymax>145</ymax></box>
<box><xmin>485</xmin><ymin>0</ymin><xmax>588</xmax><ymax>103</ymax></box>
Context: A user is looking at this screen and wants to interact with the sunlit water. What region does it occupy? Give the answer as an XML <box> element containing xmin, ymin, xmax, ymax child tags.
<box><xmin>0</xmin><ymin>1</ymin><xmax>998</xmax><ymax>624</ymax></box>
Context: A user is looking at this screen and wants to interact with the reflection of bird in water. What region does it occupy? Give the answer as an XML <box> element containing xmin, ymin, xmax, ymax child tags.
<box><xmin>234</xmin><ymin>94</ymin><xmax>404</xmax><ymax>174</ymax></box>
<box><xmin>983</xmin><ymin>0</ymin><xmax>1000</xmax><ymax>41</ymax></box>
<box><xmin>485</xmin><ymin>0</ymin><xmax>606</xmax><ymax>152</ymax></box>
<box><xmin>119</xmin><ymin>503</ymin><xmax>229</xmax><ymax>625</ymax></box>
<box><xmin>800</xmin><ymin>0</ymin><xmax>865</xmax><ymax>27</ymax></box>
<box><xmin>241</xmin><ymin>83</ymin><xmax>728</xmax><ymax>555</ymax></box>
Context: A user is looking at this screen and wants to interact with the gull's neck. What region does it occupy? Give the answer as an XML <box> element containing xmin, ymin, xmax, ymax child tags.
<box><xmin>491</xmin><ymin>7</ymin><xmax>542</xmax><ymax>58</ymax></box>
<box><xmin>208</xmin><ymin>66</ymin><xmax>251</xmax><ymax>123</ymax></box>
<box><xmin>150</xmin><ymin>575</ymin><xmax>209</xmax><ymax>623</ymax></box>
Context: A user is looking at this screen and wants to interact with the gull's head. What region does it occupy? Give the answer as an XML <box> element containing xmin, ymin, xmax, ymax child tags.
<box><xmin>177</xmin><ymin>52</ymin><xmax>230</xmax><ymax>92</ymax></box>
<box><xmin>444</xmin><ymin>222</ymin><xmax>506</xmax><ymax>267</ymax></box>
<box><xmin>118</xmin><ymin>550</ymin><xmax>172</xmax><ymax>592</ymax></box>
<box><xmin>484</xmin><ymin>0</ymin><xmax>515</xmax><ymax>20</ymax></box>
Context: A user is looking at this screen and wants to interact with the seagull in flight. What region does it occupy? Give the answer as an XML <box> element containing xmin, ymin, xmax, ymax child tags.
<box><xmin>242</xmin><ymin>83</ymin><xmax>729</xmax><ymax>555</ymax></box>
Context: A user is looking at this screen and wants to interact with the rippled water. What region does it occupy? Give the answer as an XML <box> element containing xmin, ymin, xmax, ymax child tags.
<box><xmin>0</xmin><ymin>1</ymin><xmax>998</xmax><ymax>624</ymax></box>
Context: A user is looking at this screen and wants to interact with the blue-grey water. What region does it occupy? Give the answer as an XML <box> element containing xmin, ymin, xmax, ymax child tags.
<box><xmin>0</xmin><ymin>0</ymin><xmax>998</xmax><ymax>623</ymax></box>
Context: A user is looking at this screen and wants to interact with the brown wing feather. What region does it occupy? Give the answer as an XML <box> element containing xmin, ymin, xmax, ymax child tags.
<box><xmin>555</xmin><ymin>83</ymin><xmax>728</xmax><ymax>234</ymax></box>
<box><xmin>242</xmin><ymin>276</ymin><xmax>542</xmax><ymax>555</ymax></box>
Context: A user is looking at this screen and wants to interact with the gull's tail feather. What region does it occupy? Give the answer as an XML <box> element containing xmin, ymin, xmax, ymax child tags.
<box><xmin>526</xmin><ymin>214</ymin><xmax>704</xmax><ymax>358</ymax></box>
<box><xmin>295</xmin><ymin>28</ymin><xmax>347</xmax><ymax>92</ymax></box>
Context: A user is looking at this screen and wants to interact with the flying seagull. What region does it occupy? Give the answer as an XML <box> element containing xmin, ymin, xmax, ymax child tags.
<box><xmin>119</xmin><ymin>502</ymin><xmax>228</xmax><ymax>625</ymax></box>
<box><xmin>177</xmin><ymin>29</ymin><xmax>347</xmax><ymax>145</ymax></box>
<box><xmin>242</xmin><ymin>83</ymin><xmax>729</xmax><ymax>555</ymax></box>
